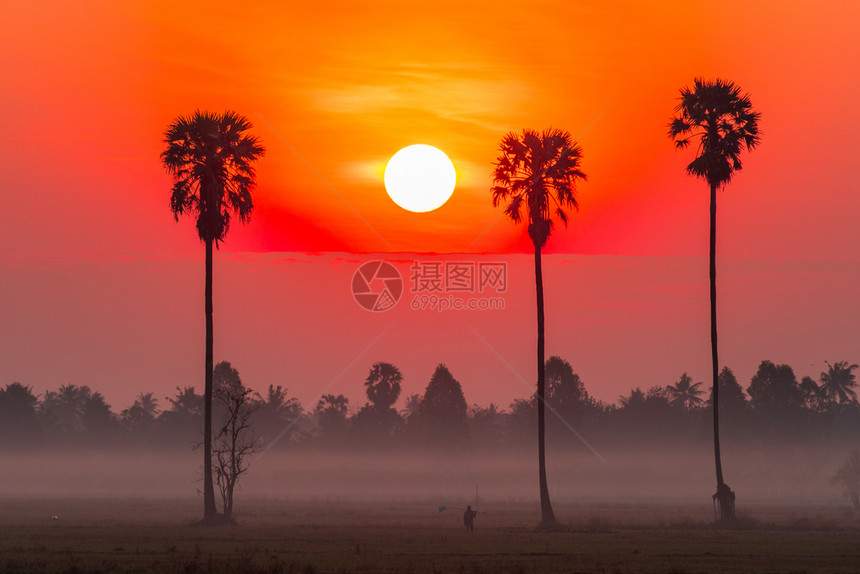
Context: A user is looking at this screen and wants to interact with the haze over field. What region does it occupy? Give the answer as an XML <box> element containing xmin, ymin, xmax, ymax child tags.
<box><xmin>0</xmin><ymin>446</ymin><xmax>851</xmax><ymax>509</ymax></box>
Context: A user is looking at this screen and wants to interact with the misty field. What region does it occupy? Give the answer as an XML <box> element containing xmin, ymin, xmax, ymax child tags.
<box><xmin>1</xmin><ymin>497</ymin><xmax>858</xmax><ymax>574</ymax></box>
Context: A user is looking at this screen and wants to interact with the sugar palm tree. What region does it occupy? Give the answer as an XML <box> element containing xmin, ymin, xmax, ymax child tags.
<box><xmin>669</xmin><ymin>79</ymin><xmax>760</xmax><ymax>522</ymax></box>
<box><xmin>492</xmin><ymin>128</ymin><xmax>586</xmax><ymax>527</ymax></box>
<box><xmin>666</xmin><ymin>373</ymin><xmax>705</xmax><ymax>410</ymax></box>
<box><xmin>819</xmin><ymin>361</ymin><xmax>859</xmax><ymax>407</ymax></box>
<box><xmin>161</xmin><ymin>110</ymin><xmax>264</xmax><ymax>522</ymax></box>
<box><xmin>364</xmin><ymin>362</ymin><xmax>403</xmax><ymax>411</ymax></box>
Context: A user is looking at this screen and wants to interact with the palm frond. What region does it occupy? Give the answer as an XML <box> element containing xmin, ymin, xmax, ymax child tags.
<box><xmin>161</xmin><ymin>110</ymin><xmax>265</xmax><ymax>244</ymax></box>
<box><xmin>669</xmin><ymin>78</ymin><xmax>761</xmax><ymax>189</ymax></box>
<box><xmin>491</xmin><ymin>127</ymin><xmax>586</xmax><ymax>246</ymax></box>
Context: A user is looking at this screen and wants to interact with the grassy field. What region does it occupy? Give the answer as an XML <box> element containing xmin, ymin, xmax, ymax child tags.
<box><xmin>0</xmin><ymin>498</ymin><xmax>858</xmax><ymax>573</ymax></box>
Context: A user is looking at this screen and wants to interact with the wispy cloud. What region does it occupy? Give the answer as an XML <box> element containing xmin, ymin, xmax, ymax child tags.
<box><xmin>308</xmin><ymin>62</ymin><xmax>531</xmax><ymax>133</ymax></box>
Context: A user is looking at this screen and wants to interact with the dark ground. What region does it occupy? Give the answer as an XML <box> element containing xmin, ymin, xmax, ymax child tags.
<box><xmin>0</xmin><ymin>498</ymin><xmax>858</xmax><ymax>573</ymax></box>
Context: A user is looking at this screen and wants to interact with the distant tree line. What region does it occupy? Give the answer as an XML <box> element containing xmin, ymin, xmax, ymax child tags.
<box><xmin>2</xmin><ymin>358</ymin><xmax>858</xmax><ymax>455</ymax></box>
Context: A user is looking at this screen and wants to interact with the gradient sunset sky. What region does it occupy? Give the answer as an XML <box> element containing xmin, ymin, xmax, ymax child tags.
<box><xmin>1</xmin><ymin>1</ymin><xmax>858</xmax><ymax>412</ymax></box>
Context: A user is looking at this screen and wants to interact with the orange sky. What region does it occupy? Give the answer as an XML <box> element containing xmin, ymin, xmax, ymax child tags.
<box><xmin>3</xmin><ymin>0</ymin><xmax>858</xmax><ymax>258</ymax></box>
<box><xmin>1</xmin><ymin>1</ymin><xmax>859</xmax><ymax>409</ymax></box>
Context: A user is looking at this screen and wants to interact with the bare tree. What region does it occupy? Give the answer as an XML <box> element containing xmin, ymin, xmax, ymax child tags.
<box><xmin>212</xmin><ymin>362</ymin><xmax>263</xmax><ymax>521</ymax></box>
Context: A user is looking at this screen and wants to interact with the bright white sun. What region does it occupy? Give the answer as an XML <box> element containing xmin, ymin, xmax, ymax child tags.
<box><xmin>384</xmin><ymin>144</ymin><xmax>456</xmax><ymax>212</ymax></box>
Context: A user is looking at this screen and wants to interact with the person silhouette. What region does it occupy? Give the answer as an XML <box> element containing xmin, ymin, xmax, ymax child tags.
<box><xmin>463</xmin><ymin>505</ymin><xmax>477</xmax><ymax>532</ymax></box>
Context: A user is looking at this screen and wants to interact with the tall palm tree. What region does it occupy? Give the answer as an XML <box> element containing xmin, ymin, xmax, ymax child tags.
<box><xmin>492</xmin><ymin>128</ymin><xmax>586</xmax><ymax>527</ymax></box>
<box><xmin>161</xmin><ymin>110</ymin><xmax>264</xmax><ymax>522</ymax></box>
<box><xmin>666</xmin><ymin>373</ymin><xmax>705</xmax><ymax>410</ymax></box>
<box><xmin>819</xmin><ymin>361</ymin><xmax>859</xmax><ymax>407</ymax></box>
<box><xmin>669</xmin><ymin>79</ymin><xmax>760</xmax><ymax>522</ymax></box>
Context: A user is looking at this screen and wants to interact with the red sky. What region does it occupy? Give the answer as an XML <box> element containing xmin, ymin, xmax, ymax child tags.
<box><xmin>1</xmin><ymin>1</ymin><xmax>859</xmax><ymax>411</ymax></box>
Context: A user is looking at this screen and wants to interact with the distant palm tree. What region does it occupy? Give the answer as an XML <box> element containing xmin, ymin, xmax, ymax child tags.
<box><xmin>401</xmin><ymin>393</ymin><xmax>423</xmax><ymax>421</ymax></box>
<box><xmin>121</xmin><ymin>392</ymin><xmax>161</xmax><ymax>430</ymax></box>
<box><xmin>819</xmin><ymin>361</ymin><xmax>859</xmax><ymax>406</ymax></box>
<box><xmin>666</xmin><ymin>373</ymin><xmax>705</xmax><ymax>410</ymax></box>
<box><xmin>364</xmin><ymin>362</ymin><xmax>403</xmax><ymax>411</ymax></box>
<box><xmin>135</xmin><ymin>392</ymin><xmax>160</xmax><ymax>417</ymax></box>
<box><xmin>254</xmin><ymin>384</ymin><xmax>302</xmax><ymax>419</ymax></box>
<box><xmin>167</xmin><ymin>386</ymin><xmax>203</xmax><ymax>416</ymax></box>
<box><xmin>253</xmin><ymin>384</ymin><xmax>302</xmax><ymax>441</ymax></box>
<box><xmin>492</xmin><ymin>128</ymin><xmax>586</xmax><ymax>528</ymax></box>
<box><xmin>161</xmin><ymin>110</ymin><xmax>265</xmax><ymax>522</ymax></box>
<box><xmin>669</xmin><ymin>78</ymin><xmax>760</xmax><ymax>522</ymax></box>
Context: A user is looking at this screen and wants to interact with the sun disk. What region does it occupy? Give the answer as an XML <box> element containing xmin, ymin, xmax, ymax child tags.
<box><xmin>384</xmin><ymin>145</ymin><xmax>456</xmax><ymax>212</ymax></box>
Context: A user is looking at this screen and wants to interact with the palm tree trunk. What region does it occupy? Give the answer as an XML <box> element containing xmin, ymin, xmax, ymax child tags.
<box><xmin>710</xmin><ymin>182</ymin><xmax>735</xmax><ymax>522</ymax></box>
<box><xmin>203</xmin><ymin>238</ymin><xmax>217</xmax><ymax>520</ymax></box>
<box><xmin>535</xmin><ymin>243</ymin><xmax>556</xmax><ymax>525</ymax></box>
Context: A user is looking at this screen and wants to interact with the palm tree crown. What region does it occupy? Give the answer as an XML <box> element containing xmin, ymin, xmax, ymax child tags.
<box><xmin>364</xmin><ymin>362</ymin><xmax>403</xmax><ymax>411</ymax></box>
<box><xmin>819</xmin><ymin>361</ymin><xmax>859</xmax><ymax>406</ymax></box>
<box><xmin>668</xmin><ymin>78</ymin><xmax>761</xmax><ymax>189</ymax></box>
<box><xmin>162</xmin><ymin>110</ymin><xmax>265</xmax><ymax>244</ymax></box>
<box><xmin>666</xmin><ymin>373</ymin><xmax>705</xmax><ymax>410</ymax></box>
<box><xmin>492</xmin><ymin>128</ymin><xmax>586</xmax><ymax>247</ymax></box>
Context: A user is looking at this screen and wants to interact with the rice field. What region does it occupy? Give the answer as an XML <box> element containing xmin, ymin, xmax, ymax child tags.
<box><xmin>0</xmin><ymin>497</ymin><xmax>858</xmax><ymax>573</ymax></box>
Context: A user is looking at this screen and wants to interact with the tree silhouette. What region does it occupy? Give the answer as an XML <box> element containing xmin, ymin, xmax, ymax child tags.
<box><xmin>39</xmin><ymin>384</ymin><xmax>118</xmax><ymax>445</ymax></box>
<box><xmin>506</xmin><ymin>397</ymin><xmax>536</xmax><ymax>444</ymax></box>
<box><xmin>708</xmin><ymin>368</ymin><xmax>749</xmax><ymax>439</ymax></box>
<box><xmin>545</xmin><ymin>356</ymin><xmax>589</xmax><ymax>423</ymax></box>
<box><xmin>212</xmin><ymin>361</ymin><xmax>262</xmax><ymax>520</ymax></box>
<box><xmin>166</xmin><ymin>386</ymin><xmax>203</xmax><ymax>417</ymax></box>
<box><xmin>492</xmin><ymin>127</ymin><xmax>586</xmax><ymax>528</ymax></box>
<box><xmin>711</xmin><ymin>367</ymin><xmax>748</xmax><ymax>413</ymax></box>
<box><xmin>669</xmin><ymin>78</ymin><xmax>760</xmax><ymax>522</ymax></box>
<box><xmin>154</xmin><ymin>386</ymin><xmax>203</xmax><ymax>445</ymax></box>
<box><xmin>315</xmin><ymin>394</ymin><xmax>349</xmax><ymax>443</ymax></box>
<box><xmin>819</xmin><ymin>361</ymin><xmax>859</xmax><ymax>407</ymax></box>
<box><xmin>364</xmin><ymin>362</ymin><xmax>403</xmax><ymax>410</ymax></box>
<box><xmin>800</xmin><ymin>376</ymin><xmax>822</xmax><ymax>412</ymax></box>
<box><xmin>616</xmin><ymin>386</ymin><xmax>675</xmax><ymax>442</ymax></box>
<box><xmin>414</xmin><ymin>364</ymin><xmax>469</xmax><ymax>445</ymax></box>
<box><xmin>121</xmin><ymin>392</ymin><xmax>160</xmax><ymax>434</ymax></box>
<box><xmin>401</xmin><ymin>393</ymin><xmax>422</xmax><ymax>422</ymax></box>
<box><xmin>666</xmin><ymin>373</ymin><xmax>705</xmax><ymax>410</ymax></box>
<box><xmin>41</xmin><ymin>384</ymin><xmax>91</xmax><ymax>437</ymax></box>
<box><xmin>353</xmin><ymin>362</ymin><xmax>404</xmax><ymax>443</ymax></box>
<box><xmin>161</xmin><ymin>110</ymin><xmax>264</xmax><ymax>522</ymax></box>
<box><xmin>618</xmin><ymin>387</ymin><xmax>647</xmax><ymax>410</ymax></box>
<box><xmin>0</xmin><ymin>382</ymin><xmax>40</xmax><ymax>447</ymax></box>
<box><xmin>747</xmin><ymin>360</ymin><xmax>803</xmax><ymax>413</ymax></box>
<box><xmin>81</xmin><ymin>391</ymin><xmax>118</xmax><ymax>443</ymax></box>
<box><xmin>252</xmin><ymin>384</ymin><xmax>302</xmax><ymax>443</ymax></box>
<box><xmin>469</xmin><ymin>403</ymin><xmax>507</xmax><ymax>448</ymax></box>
